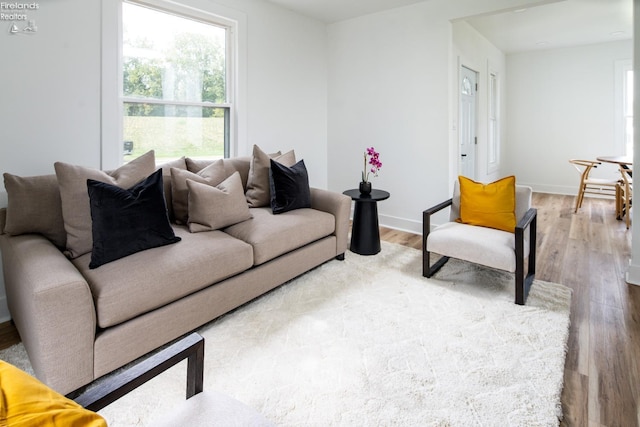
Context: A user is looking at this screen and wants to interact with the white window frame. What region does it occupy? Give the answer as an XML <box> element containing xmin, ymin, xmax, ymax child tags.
<box><xmin>615</xmin><ymin>59</ymin><xmax>633</xmax><ymax>156</ymax></box>
<box><xmin>101</xmin><ymin>0</ymin><xmax>246</xmax><ymax>170</ymax></box>
<box><xmin>487</xmin><ymin>65</ymin><xmax>500</xmax><ymax>174</ymax></box>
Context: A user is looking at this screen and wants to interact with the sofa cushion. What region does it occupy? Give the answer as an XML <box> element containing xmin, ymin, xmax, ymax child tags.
<box><xmin>55</xmin><ymin>150</ymin><xmax>157</xmax><ymax>258</ymax></box>
<box><xmin>427</xmin><ymin>221</ymin><xmax>529</xmax><ymax>272</ymax></box>
<box><xmin>245</xmin><ymin>145</ymin><xmax>296</xmax><ymax>208</ymax></box>
<box><xmin>269</xmin><ymin>159</ymin><xmax>311</xmax><ymax>214</ymax></box>
<box><xmin>2</xmin><ymin>173</ymin><xmax>67</xmax><ymax>248</ymax></box>
<box><xmin>88</xmin><ymin>169</ymin><xmax>181</xmax><ymax>269</ymax></box>
<box><xmin>223</xmin><ymin>207</ymin><xmax>335</xmax><ymax>266</ymax></box>
<box><xmin>73</xmin><ymin>226</ymin><xmax>254</xmax><ymax>328</ymax></box>
<box><xmin>187</xmin><ymin>172</ymin><xmax>252</xmax><ymax>232</ymax></box>
<box><xmin>170</xmin><ymin>160</ymin><xmax>226</xmax><ymax>224</ymax></box>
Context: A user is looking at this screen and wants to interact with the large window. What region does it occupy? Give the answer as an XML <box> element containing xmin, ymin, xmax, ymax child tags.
<box><xmin>122</xmin><ymin>1</ymin><xmax>233</xmax><ymax>163</ymax></box>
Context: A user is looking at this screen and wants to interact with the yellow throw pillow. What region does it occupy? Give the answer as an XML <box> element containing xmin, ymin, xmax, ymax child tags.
<box><xmin>0</xmin><ymin>361</ymin><xmax>107</xmax><ymax>427</ymax></box>
<box><xmin>457</xmin><ymin>175</ymin><xmax>516</xmax><ymax>233</ymax></box>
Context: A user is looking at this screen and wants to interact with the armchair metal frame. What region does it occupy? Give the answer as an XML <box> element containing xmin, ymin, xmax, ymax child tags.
<box><xmin>67</xmin><ymin>333</ymin><xmax>204</xmax><ymax>412</ymax></box>
<box><xmin>422</xmin><ymin>200</ymin><xmax>537</xmax><ymax>305</ymax></box>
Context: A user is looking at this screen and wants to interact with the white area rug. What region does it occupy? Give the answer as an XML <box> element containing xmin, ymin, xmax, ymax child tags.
<box><xmin>0</xmin><ymin>242</ymin><xmax>571</xmax><ymax>426</ymax></box>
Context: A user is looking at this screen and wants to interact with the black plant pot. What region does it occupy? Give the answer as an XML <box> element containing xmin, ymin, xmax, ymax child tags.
<box><xmin>359</xmin><ymin>181</ymin><xmax>372</xmax><ymax>195</ymax></box>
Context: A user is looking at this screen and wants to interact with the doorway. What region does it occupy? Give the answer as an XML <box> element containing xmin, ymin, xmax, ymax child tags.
<box><xmin>459</xmin><ymin>66</ymin><xmax>477</xmax><ymax>179</ymax></box>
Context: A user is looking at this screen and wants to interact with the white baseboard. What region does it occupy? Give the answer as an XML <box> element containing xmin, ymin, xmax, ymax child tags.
<box><xmin>347</xmin><ymin>205</ymin><xmax>423</xmax><ymax>236</ymax></box>
<box><xmin>520</xmin><ymin>183</ymin><xmax>574</xmax><ymax>195</ymax></box>
<box><xmin>626</xmin><ymin>260</ymin><xmax>640</xmax><ymax>286</ymax></box>
<box><xmin>378</xmin><ymin>214</ymin><xmax>421</xmax><ymax>235</ymax></box>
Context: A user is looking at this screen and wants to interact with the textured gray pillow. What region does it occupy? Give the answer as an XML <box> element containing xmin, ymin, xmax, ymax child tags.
<box><xmin>245</xmin><ymin>145</ymin><xmax>296</xmax><ymax>208</ymax></box>
<box><xmin>3</xmin><ymin>173</ymin><xmax>67</xmax><ymax>248</ymax></box>
<box><xmin>170</xmin><ymin>159</ymin><xmax>226</xmax><ymax>224</ymax></box>
<box><xmin>157</xmin><ymin>157</ymin><xmax>187</xmax><ymax>221</ymax></box>
<box><xmin>187</xmin><ymin>172</ymin><xmax>252</xmax><ymax>232</ymax></box>
<box><xmin>186</xmin><ymin>157</ymin><xmax>253</xmax><ymax>191</ymax></box>
<box><xmin>54</xmin><ymin>150</ymin><xmax>156</xmax><ymax>258</ymax></box>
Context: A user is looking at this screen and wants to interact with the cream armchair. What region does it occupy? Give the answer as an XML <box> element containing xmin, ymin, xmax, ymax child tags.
<box><xmin>422</xmin><ymin>181</ymin><xmax>537</xmax><ymax>305</ymax></box>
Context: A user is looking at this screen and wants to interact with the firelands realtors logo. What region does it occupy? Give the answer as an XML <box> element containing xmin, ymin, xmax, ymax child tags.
<box><xmin>2</xmin><ymin>2</ymin><xmax>39</xmax><ymax>35</ymax></box>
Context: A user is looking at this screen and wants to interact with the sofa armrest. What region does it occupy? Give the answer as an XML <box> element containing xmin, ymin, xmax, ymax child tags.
<box><xmin>422</xmin><ymin>199</ymin><xmax>453</xmax><ymax>277</ymax></box>
<box><xmin>310</xmin><ymin>188</ymin><xmax>351</xmax><ymax>256</ymax></box>
<box><xmin>0</xmin><ymin>233</ymin><xmax>96</xmax><ymax>394</ymax></box>
<box><xmin>514</xmin><ymin>208</ymin><xmax>537</xmax><ymax>305</ymax></box>
<box><xmin>422</xmin><ymin>199</ymin><xmax>453</xmax><ymax>242</ymax></box>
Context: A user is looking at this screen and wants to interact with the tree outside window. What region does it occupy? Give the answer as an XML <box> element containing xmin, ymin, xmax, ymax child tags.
<box><xmin>122</xmin><ymin>1</ymin><xmax>231</xmax><ymax>163</ymax></box>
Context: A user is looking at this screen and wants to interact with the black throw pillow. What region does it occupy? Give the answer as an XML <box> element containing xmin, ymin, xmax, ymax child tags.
<box><xmin>269</xmin><ymin>159</ymin><xmax>311</xmax><ymax>214</ymax></box>
<box><xmin>87</xmin><ymin>169</ymin><xmax>181</xmax><ymax>269</ymax></box>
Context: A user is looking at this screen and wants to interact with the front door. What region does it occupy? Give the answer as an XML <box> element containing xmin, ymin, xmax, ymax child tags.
<box><xmin>459</xmin><ymin>66</ymin><xmax>477</xmax><ymax>179</ymax></box>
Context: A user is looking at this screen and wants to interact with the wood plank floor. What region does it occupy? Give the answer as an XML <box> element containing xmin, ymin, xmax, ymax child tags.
<box><xmin>380</xmin><ymin>193</ymin><xmax>640</xmax><ymax>427</ymax></box>
<box><xmin>0</xmin><ymin>193</ymin><xmax>637</xmax><ymax>425</ymax></box>
<box><xmin>0</xmin><ymin>320</ymin><xmax>19</xmax><ymax>351</ymax></box>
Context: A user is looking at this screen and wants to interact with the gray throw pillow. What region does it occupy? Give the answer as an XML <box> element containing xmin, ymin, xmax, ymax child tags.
<box><xmin>170</xmin><ymin>159</ymin><xmax>226</xmax><ymax>224</ymax></box>
<box><xmin>187</xmin><ymin>172</ymin><xmax>252</xmax><ymax>232</ymax></box>
<box><xmin>3</xmin><ymin>173</ymin><xmax>67</xmax><ymax>248</ymax></box>
<box><xmin>54</xmin><ymin>150</ymin><xmax>156</xmax><ymax>258</ymax></box>
<box><xmin>245</xmin><ymin>145</ymin><xmax>296</xmax><ymax>208</ymax></box>
<box><xmin>157</xmin><ymin>157</ymin><xmax>187</xmax><ymax>222</ymax></box>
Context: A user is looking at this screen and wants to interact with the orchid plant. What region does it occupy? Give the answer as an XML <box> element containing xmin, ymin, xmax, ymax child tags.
<box><xmin>362</xmin><ymin>147</ymin><xmax>382</xmax><ymax>183</ymax></box>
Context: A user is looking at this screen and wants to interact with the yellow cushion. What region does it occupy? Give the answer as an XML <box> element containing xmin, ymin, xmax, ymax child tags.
<box><xmin>457</xmin><ymin>175</ymin><xmax>516</xmax><ymax>233</ymax></box>
<box><xmin>0</xmin><ymin>361</ymin><xmax>106</xmax><ymax>427</ymax></box>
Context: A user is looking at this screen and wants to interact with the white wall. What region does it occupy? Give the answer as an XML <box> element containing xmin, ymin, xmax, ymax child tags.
<box><xmin>327</xmin><ymin>3</ymin><xmax>452</xmax><ymax>234</ymax></box>
<box><xmin>327</xmin><ymin>0</ymin><xmax>525</xmax><ymax>233</ymax></box>
<box><xmin>0</xmin><ymin>1</ymin><xmax>103</xmax><ymax>187</ymax></box>
<box><xmin>505</xmin><ymin>40</ymin><xmax>633</xmax><ymax>194</ymax></box>
<box><xmin>0</xmin><ymin>0</ymin><xmax>327</xmax><ymax>321</ymax></box>
<box><xmin>210</xmin><ymin>0</ymin><xmax>328</xmax><ymax>183</ymax></box>
<box><xmin>452</xmin><ymin>21</ymin><xmax>507</xmax><ymax>183</ymax></box>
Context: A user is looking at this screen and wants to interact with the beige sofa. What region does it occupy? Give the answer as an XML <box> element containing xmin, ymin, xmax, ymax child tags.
<box><xmin>0</xmin><ymin>149</ymin><xmax>351</xmax><ymax>394</ymax></box>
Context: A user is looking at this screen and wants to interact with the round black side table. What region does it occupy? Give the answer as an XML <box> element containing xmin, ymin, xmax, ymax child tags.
<box><xmin>343</xmin><ymin>189</ymin><xmax>390</xmax><ymax>255</ymax></box>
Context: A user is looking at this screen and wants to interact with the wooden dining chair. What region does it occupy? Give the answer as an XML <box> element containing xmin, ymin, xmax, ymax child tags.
<box><xmin>569</xmin><ymin>159</ymin><xmax>621</xmax><ymax>213</ymax></box>
<box><xmin>618</xmin><ymin>164</ymin><xmax>633</xmax><ymax>228</ymax></box>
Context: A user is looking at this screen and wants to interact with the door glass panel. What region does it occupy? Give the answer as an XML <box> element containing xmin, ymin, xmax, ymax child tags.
<box><xmin>462</xmin><ymin>77</ymin><xmax>472</xmax><ymax>96</ymax></box>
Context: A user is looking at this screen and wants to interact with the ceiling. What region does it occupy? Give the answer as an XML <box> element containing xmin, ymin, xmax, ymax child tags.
<box><xmin>264</xmin><ymin>0</ymin><xmax>632</xmax><ymax>54</ymax></box>
<box><xmin>465</xmin><ymin>0</ymin><xmax>632</xmax><ymax>54</ymax></box>
<box><xmin>264</xmin><ymin>0</ymin><xmax>427</xmax><ymax>25</ymax></box>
